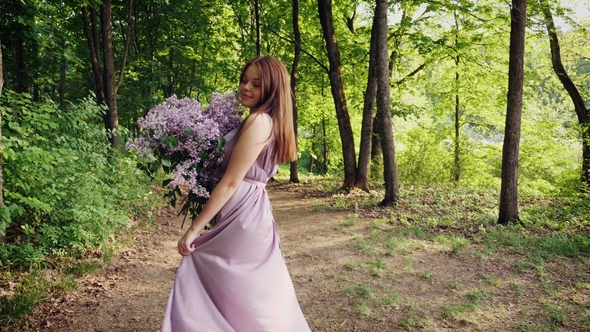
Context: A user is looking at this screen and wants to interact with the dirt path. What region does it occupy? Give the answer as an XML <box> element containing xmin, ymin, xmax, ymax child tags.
<box><xmin>22</xmin><ymin>186</ymin><xmax>352</xmax><ymax>331</ymax></box>
<box><xmin>18</xmin><ymin>184</ymin><xmax>590</xmax><ymax>331</ymax></box>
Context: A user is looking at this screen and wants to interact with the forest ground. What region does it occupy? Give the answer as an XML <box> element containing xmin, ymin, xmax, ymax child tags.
<box><xmin>13</xmin><ymin>180</ymin><xmax>590</xmax><ymax>331</ymax></box>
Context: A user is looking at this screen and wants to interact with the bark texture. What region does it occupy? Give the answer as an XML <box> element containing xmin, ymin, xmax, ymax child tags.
<box><xmin>375</xmin><ymin>0</ymin><xmax>399</xmax><ymax>206</ymax></box>
<box><xmin>498</xmin><ymin>0</ymin><xmax>527</xmax><ymax>224</ymax></box>
<box><xmin>289</xmin><ymin>0</ymin><xmax>301</xmax><ymax>183</ymax></box>
<box><xmin>83</xmin><ymin>0</ymin><xmax>133</xmax><ymax>151</ymax></box>
<box><xmin>0</xmin><ymin>37</ymin><xmax>4</xmax><ymax>212</ymax></box>
<box><xmin>255</xmin><ymin>0</ymin><xmax>261</xmax><ymax>57</ymax></box>
<box><xmin>542</xmin><ymin>3</ymin><xmax>590</xmax><ymax>187</ymax></box>
<box><xmin>356</xmin><ymin>18</ymin><xmax>378</xmax><ymax>191</ymax></box>
<box><xmin>101</xmin><ymin>0</ymin><xmax>120</xmax><ymax>150</ymax></box>
<box><xmin>317</xmin><ymin>0</ymin><xmax>357</xmax><ymax>189</ymax></box>
<box><xmin>454</xmin><ymin>56</ymin><xmax>461</xmax><ymax>182</ymax></box>
<box><xmin>82</xmin><ymin>7</ymin><xmax>105</xmax><ymax>106</ymax></box>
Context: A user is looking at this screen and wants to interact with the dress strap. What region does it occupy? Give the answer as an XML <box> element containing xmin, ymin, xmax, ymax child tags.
<box><xmin>242</xmin><ymin>178</ymin><xmax>267</xmax><ymax>187</ymax></box>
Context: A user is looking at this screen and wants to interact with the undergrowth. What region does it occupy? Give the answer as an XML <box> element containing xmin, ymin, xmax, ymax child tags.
<box><xmin>0</xmin><ymin>92</ymin><xmax>161</xmax><ymax>330</ymax></box>
<box><xmin>279</xmin><ymin>175</ymin><xmax>590</xmax><ymax>330</ymax></box>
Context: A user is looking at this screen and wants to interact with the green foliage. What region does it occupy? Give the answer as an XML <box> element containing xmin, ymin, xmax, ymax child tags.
<box><xmin>3</xmin><ymin>0</ymin><xmax>587</xmax><ymax>197</ymax></box>
<box><xmin>0</xmin><ymin>91</ymin><xmax>158</xmax><ymax>268</ymax></box>
<box><xmin>396</xmin><ymin>122</ymin><xmax>455</xmax><ymax>184</ymax></box>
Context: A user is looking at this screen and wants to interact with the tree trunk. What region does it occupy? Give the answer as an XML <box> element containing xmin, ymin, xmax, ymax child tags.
<box><xmin>0</xmin><ymin>37</ymin><xmax>3</xmax><ymax>242</ymax></box>
<box><xmin>374</xmin><ymin>0</ymin><xmax>399</xmax><ymax>206</ymax></box>
<box><xmin>167</xmin><ymin>48</ymin><xmax>174</xmax><ymax>98</ymax></box>
<box><xmin>454</xmin><ymin>55</ymin><xmax>461</xmax><ymax>182</ymax></box>
<box><xmin>453</xmin><ymin>10</ymin><xmax>461</xmax><ymax>183</ymax></box>
<box><xmin>370</xmin><ymin>117</ymin><xmax>383</xmax><ymax>178</ymax></box>
<box><xmin>323</xmin><ymin>114</ymin><xmax>328</xmax><ymax>172</ymax></box>
<box><xmin>289</xmin><ymin>0</ymin><xmax>301</xmax><ymax>183</ymax></box>
<box><xmin>317</xmin><ymin>0</ymin><xmax>357</xmax><ymax>189</ymax></box>
<box><xmin>498</xmin><ymin>0</ymin><xmax>526</xmax><ymax>224</ymax></box>
<box><xmin>356</xmin><ymin>16</ymin><xmax>378</xmax><ymax>191</ymax></box>
<box><xmin>100</xmin><ymin>0</ymin><xmax>120</xmax><ymax>150</ymax></box>
<box><xmin>82</xmin><ymin>7</ymin><xmax>105</xmax><ymax>105</ymax></box>
<box><xmin>254</xmin><ymin>0</ymin><xmax>261</xmax><ymax>57</ymax></box>
<box><xmin>0</xmin><ymin>37</ymin><xmax>4</xmax><ymax>212</ymax></box>
<box><xmin>542</xmin><ymin>2</ymin><xmax>590</xmax><ymax>187</ymax></box>
<box><xmin>16</xmin><ymin>36</ymin><xmax>30</xmax><ymax>94</ymax></box>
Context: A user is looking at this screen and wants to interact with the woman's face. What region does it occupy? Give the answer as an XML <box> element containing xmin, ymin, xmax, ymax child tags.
<box><xmin>239</xmin><ymin>65</ymin><xmax>262</xmax><ymax>110</ymax></box>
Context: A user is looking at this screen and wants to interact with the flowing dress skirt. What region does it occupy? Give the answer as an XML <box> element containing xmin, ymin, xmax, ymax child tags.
<box><xmin>162</xmin><ymin>127</ymin><xmax>310</xmax><ymax>332</ymax></box>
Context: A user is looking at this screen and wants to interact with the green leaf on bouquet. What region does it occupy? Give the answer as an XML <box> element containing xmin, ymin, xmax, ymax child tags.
<box><xmin>199</xmin><ymin>149</ymin><xmax>208</xmax><ymax>160</ymax></box>
<box><xmin>149</xmin><ymin>160</ymin><xmax>161</xmax><ymax>174</ymax></box>
<box><xmin>162</xmin><ymin>135</ymin><xmax>178</xmax><ymax>150</ymax></box>
<box><xmin>137</xmin><ymin>163</ymin><xmax>153</xmax><ymax>179</ymax></box>
<box><xmin>162</xmin><ymin>159</ymin><xmax>171</xmax><ymax>167</ymax></box>
<box><xmin>183</xmin><ymin>127</ymin><xmax>194</xmax><ymax>137</ymax></box>
<box><xmin>146</xmin><ymin>152</ymin><xmax>157</xmax><ymax>162</ymax></box>
<box><xmin>217</xmin><ymin>138</ymin><xmax>226</xmax><ymax>153</ymax></box>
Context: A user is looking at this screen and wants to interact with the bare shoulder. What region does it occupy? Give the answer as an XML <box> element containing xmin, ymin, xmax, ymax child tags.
<box><xmin>242</xmin><ymin>112</ymin><xmax>272</xmax><ymax>136</ymax></box>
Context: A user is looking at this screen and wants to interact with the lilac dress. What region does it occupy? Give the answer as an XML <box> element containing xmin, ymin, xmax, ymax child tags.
<box><xmin>162</xmin><ymin>124</ymin><xmax>311</xmax><ymax>332</ymax></box>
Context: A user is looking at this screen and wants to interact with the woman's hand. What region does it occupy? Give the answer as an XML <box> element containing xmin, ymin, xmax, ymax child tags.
<box><xmin>177</xmin><ymin>225</ymin><xmax>202</xmax><ymax>256</ymax></box>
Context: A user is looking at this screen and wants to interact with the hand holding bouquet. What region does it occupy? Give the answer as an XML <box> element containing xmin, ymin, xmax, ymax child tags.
<box><xmin>126</xmin><ymin>92</ymin><xmax>243</xmax><ymax>224</ymax></box>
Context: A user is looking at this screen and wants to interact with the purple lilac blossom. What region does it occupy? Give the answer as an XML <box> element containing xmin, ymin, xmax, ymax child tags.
<box><xmin>126</xmin><ymin>92</ymin><xmax>243</xmax><ymax>200</ymax></box>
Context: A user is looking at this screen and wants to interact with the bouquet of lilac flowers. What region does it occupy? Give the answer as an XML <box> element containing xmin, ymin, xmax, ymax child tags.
<box><xmin>126</xmin><ymin>92</ymin><xmax>243</xmax><ymax>224</ymax></box>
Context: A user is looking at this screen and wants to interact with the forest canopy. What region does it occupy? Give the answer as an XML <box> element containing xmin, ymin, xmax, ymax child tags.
<box><xmin>0</xmin><ymin>0</ymin><xmax>589</xmax><ymax>262</ymax></box>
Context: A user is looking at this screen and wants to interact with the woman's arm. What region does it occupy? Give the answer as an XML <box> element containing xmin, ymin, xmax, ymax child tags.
<box><xmin>177</xmin><ymin>113</ymin><xmax>272</xmax><ymax>255</ymax></box>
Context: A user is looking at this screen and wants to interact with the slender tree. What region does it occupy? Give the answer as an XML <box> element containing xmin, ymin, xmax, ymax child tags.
<box><xmin>498</xmin><ymin>0</ymin><xmax>527</xmax><ymax>224</ymax></box>
<box><xmin>0</xmin><ymin>36</ymin><xmax>4</xmax><ymax>213</ymax></box>
<box><xmin>13</xmin><ymin>3</ymin><xmax>32</xmax><ymax>95</ymax></box>
<box><xmin>317</xmin><ymin>0</ymin><xmax>357</xmax><ymax>189</ymax></box>
<box><xmin>255</xmin><ymin>0</ymin><xmax>261</xmax><ymax>57</ymax></box>
<box><xmin>81</xmin><ymin>6</ymin><xmax>105</xmax><ymax>106</ymax></box>
<box><xmin>375</xmin><ymin>0</ymin><xmax>400</xmax><ymax>206</ymax></box>
<box><xmin>453</xmin><ymin>10</ymin><xmax>461</xmax><ymax>183</ymax></box>
<box><xmin>82</xmin><ymin>0</ymin><xmax>133</xmax><ymax>151</ymax></box>
<box><xmin>541</xmin><ymin>2</ymin><xmax>590</xmax><ymax>188</ymax></box>
<box><xmin>100</xmin><ymin>0</ymin><xmax>120</xmax><ymax>150</ymax></box>
<box><xmin>356</xmin><ymin>17</ymin><xmax>378</xmax><ymax>191</ymax></box>
<box><xmin>289</xmin><ymin>0</ymin><xmax>301</xmax><ymax>183</ymax></box>
<box><xmin>0</xmin><ymin>0</ymin><xmax>9</xmax><ymax>236</ymax></box>
<box><xmin>453</xmin><ymin>52</ymin><xmax>461</xmax><ymax>182</ymax></box>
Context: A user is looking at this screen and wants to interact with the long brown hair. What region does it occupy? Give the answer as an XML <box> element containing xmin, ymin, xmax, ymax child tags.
<box><xmin>238</xmin><ymin>56</ymin><xmax>297</xmax><ymax>164</ymax></box>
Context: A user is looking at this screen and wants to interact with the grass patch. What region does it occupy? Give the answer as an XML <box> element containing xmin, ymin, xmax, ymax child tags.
<box><xmin>433</xmin><ymin>234</ymin><xmax>469</xmax><ymax>254</ymax></box>
<box><xmin>385</xmin><ymin>236</ymin><xmax>424</xmax><ymax>255</ymax></box>
<box><xmin>382</xmin><ymin>292</ymin><xmax>400</xmax><ymax>308</ymax></box>
<box><xmin>467</xmin><ymin>288</ymin><xmax>490</xmax><ymax>305</ymax></box>
<box><xmin>345</xmin><ymin>260</ymin><xmax>363</xmax><ymax>270</ymax></box>
<box><xmin>341</xmin><ymin>213</ymin><xmax>359</xmax><ymax>227</ymax></box>
<box><xmin>285</xmin><ymin>179</ymin><xmax>590</xmax><ymax>330</ymax></box>
<box><xmin>65</xmin><ymin>259</ymin><xmax>103</xmax><ymax>278</ymax></box>
<box><xmin>355</xmin><ymin>300</ymin><xmax>371</xmax><ymax>316</ymax></box>
<box><xmin>398</xmin><ymin>306</ymin><xmax>429</xmax><ymax>329</ymax></box>
<box><xmin>371</xmin><ymin>258</ymin><xmax>386</xmax><ymax>277</ymax></box>
<box><xmin>0</xmin><ymin>272</ymin><xmax>46</xmax><ymax>328</ymax></box>
<box><xmin>50</xmin><ymin>275</ymin><xmax>77</xmax><ymax>295</ymax></box>
<box><xmin>347</xmin><ymin>283</ymin><xmax>374</xmax><ymax>300</ymax></box>
<box><xmin>482</xmin><ymin>274</ymin><xmax>501</xmax><ymax>287</ymax></box>
<box><xmin>443</xmin><ymin>302</ymin><xmax>480</xmax><ymax>321</ymax></box>
<box><xmin>541</xmin><ymin>298</ymin><xmax>568</xmax><ymax>326</ymax></box>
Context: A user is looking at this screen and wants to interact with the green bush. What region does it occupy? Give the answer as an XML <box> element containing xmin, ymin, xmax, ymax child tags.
<box><xmin>0</xmin><ymin>91</ymin><xmax>158</xmax><ymax>268</ymax></box>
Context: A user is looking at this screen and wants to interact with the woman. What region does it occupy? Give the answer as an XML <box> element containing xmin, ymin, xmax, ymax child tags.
<box><xmin>162</xmin><ymin>56</ymin><xmax>311</xmax><ymax>332</ymax></box>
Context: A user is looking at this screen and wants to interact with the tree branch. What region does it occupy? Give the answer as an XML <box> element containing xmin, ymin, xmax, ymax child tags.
<box><xmin>116</xmin><ymin>0</ymin><xmax>133</xmax><ymax>93</ymax></box>
<box><xmin>262</xmin><ymin>25</ymin><xmax>329</xmax><ymax>73</ymax></box>
<box><xmin>393</xmin><ymin>63</ymin><xmax>426</xmax><ymax>85</ymax></box>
